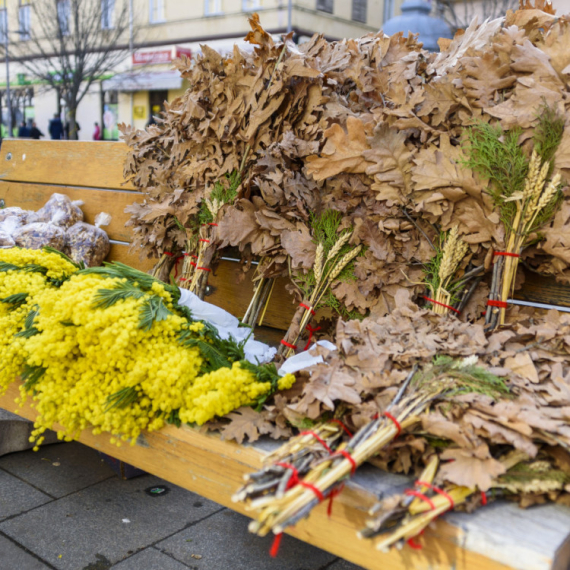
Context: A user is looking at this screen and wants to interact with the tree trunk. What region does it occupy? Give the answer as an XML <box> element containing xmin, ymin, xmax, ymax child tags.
<box><xmin>67</xmin><ymin>105</ymin><xmax>78</xmax><ymax>140</ymax></box>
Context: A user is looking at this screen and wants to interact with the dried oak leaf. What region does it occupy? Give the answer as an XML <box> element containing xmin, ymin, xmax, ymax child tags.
<box><xmin>504</xmin><ymin>352</ymin><xmax>540</xmax><ymax>383</ymax></box>
<box><xmin>439</xmin><ymin>445</ymin><xmax>507</xmax><ymax>491</ymax></box>
<box><xmin>364</xmin><ymin>122</ymin><xmax>413</xmax><ymax>204</ymax></box>
<box><xmin>221</xmin><ymin>407</ymin><xmax>277</xmax><ymax>444</ymax></box>
<box><xmin>306</xmin><ymin>116</ymin><xmax>373</xmax><ymax>181</ymax></box>
<box><xmin>281</xmin><ymin>224</ymin><xmax>316</xmax><ymax>270</ymax></box>
<box><xmin>459</xmin><ymin>51</ymin><xmax>517</xmax><ymax>109</ymax></box>
<box><xmin>217</xmin><ymin>199</ymin><xmax>274</xmax><ymax>254</ymax></box>
<box><xmin>295</xmin><ymin>362</ymin><xmax>362</xmax><ymax>415</ymax></box>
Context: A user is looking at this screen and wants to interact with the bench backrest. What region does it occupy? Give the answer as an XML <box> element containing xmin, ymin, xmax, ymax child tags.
<box><xmin>0</xmin><ymin>140</ymin><xmax>297</xmax><ymax>331</ymax></box>
<box><xmin>0</xmin><ymin>139</ymin><xmax>568</xmax><ymax>328</ymax></box>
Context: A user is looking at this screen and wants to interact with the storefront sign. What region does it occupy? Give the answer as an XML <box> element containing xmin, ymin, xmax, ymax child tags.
<box><xmin>132</xmin><ymin>50</ymin><xmax>172</xmax><ymax>65</ymax></box>
<box><xmin>132</xmin><ymin>46</ymin><xmax>192</xmax><ymax>66</ymax></box>
<box><xmin>174</xmin><ymin>47</ymin><xmax>192</xmax><ymax>60</ymax></box>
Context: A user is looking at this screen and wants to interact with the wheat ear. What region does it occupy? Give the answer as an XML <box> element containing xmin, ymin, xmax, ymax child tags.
<box><xmin>314</xmin><ymin>242</ymin><xmax>324</xmax><ymax>286</ymax></box>
<box><xmin>325</xmin><ymin>231</ymin><xmax>352</xmax><ymax>263</ymax></box>
<box><xmin>438</xmin><ymin>227</ymin><xmax>459</xmax><ymax>283</ymax></box>
<box><xmin>328</xmin><ymin>246</ymin><xmax>362</xmax><ymax>282</ymax></box>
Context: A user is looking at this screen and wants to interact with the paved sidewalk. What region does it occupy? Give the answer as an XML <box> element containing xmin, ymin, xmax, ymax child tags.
<box><xmin>0</xmin><ymin>441</ymin><xmax>364</xmax><ymax>570</ymax></box>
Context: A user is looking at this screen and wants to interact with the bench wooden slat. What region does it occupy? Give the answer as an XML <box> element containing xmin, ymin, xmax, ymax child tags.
<box><xmin>515</xmin><ymin>271</ymin><xmax>570</xmax><ymax>308</ymax></box>
<box><xmin>0</xmin><ymin>181</ymin><xmax>139</xmax><ymax>243</ymax></box>
<box><xmin>0</xmin><ymin>140</ymin><xmax>135</xmax><ymax>190</ymax></box>
<box><xmin>0</xmin><ymin>382</ymin><xmax>525</xmax><ymax>570</ymax></box>
<box><xmin>208</xmin><ymin>261</ymin><xmax>297</xmax><ymax>331</ymax></box>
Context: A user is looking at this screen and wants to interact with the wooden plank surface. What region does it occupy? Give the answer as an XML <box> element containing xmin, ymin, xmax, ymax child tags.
<box><xmin>0</xmin><ymin>140</ymin><xmax>134</xmax><ymax>190</ymax></box>
<box><xmin>515</xmin><ymin>271</ymin><xmax>570</xmax><ymax>308</ymax></box>
<box><xmin>208</xmin><ymin>261</ymin><xmax>297</xmax><ymax>331</ymax></box>
<box><xmin>0</xmin><ymin>181</ymin><xmax>139</xmax><ymax>242</ymax></box>
<box><xmin>0</xmin><ymin>383</ymin><xmax>524</xmax><ymax>570</ymax></box>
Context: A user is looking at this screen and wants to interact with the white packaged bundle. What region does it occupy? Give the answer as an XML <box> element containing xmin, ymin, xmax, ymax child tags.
<box><xmin>13</xmin><ymin>221</ymin><xmax>67</xmax><ymax>251</ymax></box>
<box><xmin>0</xmin><ymin>216</ymin><xmax>22</xmax><ymax>248</ymax></box>
<box><xmin>66</xmin><ymin>212</ymin><xmax>112</xmax><ymax>267</ymax></box>
<box><xmin>36</xmin><ymin>193</ymin><xmax>84</xmax><ymax>228</ymax></box>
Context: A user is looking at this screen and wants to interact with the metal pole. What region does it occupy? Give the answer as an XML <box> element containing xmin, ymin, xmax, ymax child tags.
<box><xmin>287</xmin><ymin>0</ymin><xmax>292</xmax><ymax>34</ymax></box>
<box><xmin>129</xmin><ymin>0</ymin><xmax>134</xmax><ymax>126</ymax></box>
<box><xmin>4</xmin><ymin>7</ymin><xmax>11</xmax><ymax>136</ymax></box>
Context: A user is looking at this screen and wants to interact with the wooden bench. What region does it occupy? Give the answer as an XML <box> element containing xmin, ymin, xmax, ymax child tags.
<box><xmin>0</xmin><ymin>139</ymin><xmax>569</xmax><ymax>570</ymax></box>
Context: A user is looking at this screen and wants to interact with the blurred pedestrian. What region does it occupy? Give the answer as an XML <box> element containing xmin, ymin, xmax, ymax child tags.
<box><xmin>48</xmin><ymin>113</ymin><xmax>64</xmax><ymax>140</ymax></box>
<box><xmin>30</xmin><ymin>121</ymin><xmax>44</xmax><ymax>140</ymax></box>
<box><xmin>17</xmin><ymin>121</ymin><xmax>30</xmax><ymax>138</ymax></box>
<box><xmin>93</xmin><ymin>121</ymin><xmax>101</xmax><ymax>140</ymax></box>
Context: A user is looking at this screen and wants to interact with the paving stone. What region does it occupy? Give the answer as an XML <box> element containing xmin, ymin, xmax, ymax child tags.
<box><xmin>112</xmin><ymin>547</ymin><xmax>191</xmax><ymax>570</ymax></box>
<box><xmin>0</xmin><ymin>441</ymin><xmax>114</xmax><ymax>498</ymax></box>
<box><xmin>0</xmin><ymin>409</ymin><xmax>59</xmax><ymax>458</ymax></box>
<box><xmin>327</xmin><ymin>558</ymin><xmax>365</xmax><ymax>570</ymax></box>
<box><xmin>0</xmin><ymin>469</ymin><xmax>51</xmax><ymax>521</ymax></box>
<box><xmin>0</xmin><ymin>533</ymin><xmax>52</xmax><ymax>570</ymax></box>
<box><xmin>0</xmin><ymin>474</ymin><xmax>222</xmax><ymax>570</ymax></box>
<box><xmin>157</xmin><ymin>509</ymin><xmax>336</xmax><ymax>570</ymax></box>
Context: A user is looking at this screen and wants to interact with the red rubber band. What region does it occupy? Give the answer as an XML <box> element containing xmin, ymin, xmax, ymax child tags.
<box><xmin>299</xmin><ymin>480</ymin><xmax>324</xmax><ymax>503</ymax></box>
<box><xmin>197</xmin><ymin>266</ymin><xmax>211</xmax><ymax>272</ymax></box>
<box><xmin>164</xmin><ymin>251</ymin><xmax>175</xmax><ymax>257</ymax></box>
<box><xmin>300</xmin><ymin>430</ymin><xmax>332</xmax><ymax>454</ymax></box>
<box><xmin>299</xmin><ymin>302</ymin><xmax>316</xmax><ymax>316</ymax></box>
<box><xmin>487</xmin><ymin>299</ymin><xmax>508</xmax><ymax>309</ymax></box>
<box><xmin>201</xmin><ymin>223</ymin><xmax>218</xmax><ymax>227</ymax></box>
<box><xmin>406</xmin><ymin>528</ymin><xmax>425</xmax><ymax>550</ymax></box>
<box><xmin>275</xmin><ymin>462</ymin><xmax>300</xmax><ymax>489</ymax></box>
<box><xmin>333</xmin><ymin>450</ymin><xmax>357</xmax><ymax>476</ymax></box>
<box><xmin>383</xmin><ymin>412</ymin><xmax>401</xmax><ymax>437</ymax></box>
<box><xmin>422</xmin><ymin>296</ymin><xmax>461</xmax><ymax>315</ymax></box>
<box><xmin>270</xmin><ymin>532</ymin><xmax>283</xmax><ymax>557</ymax></box>
<box><xmin>280</xmin><ymin>340</ymin><xmax>297</xmax><ymax>350</ymax></box>
<box><xmin>179</xmin><ymin>278</ymin><xmax>189</xmax><ymax>282</ymax></box>
<box><xmin>481</xmin><ymin>491</ymin><xmax>487</xmax><ymax>506</ymax></box>
<box><xmin>407</xmin><ymin>537</ymin><xmax>423</xmax><ymax>550</ymax></box>
<box><xmin>327</xmin><ymin>483</ymin><xmax>345</xmax><ymax>517</ymax></box>
<box><xmin>328</xmin><ymin>419</ymin><xmax>353</xmax><ymax>437</ymax></box>
<box><xmin>173</xmin><ymin>256</ymin><xmax>183</xmax><ymax>279</ymax></box>
<box><xmin>199</xmin><ymin>238</ymin><xmax>210</xmax><ymax>243</ymax></box>
<box><xmin>416</xmin><ymin>481</ymin><xmax>455</xmax><ymax>510</ymax></box>
<box><xmin>405</xmin><ymin>489</ymin><xmax>436</xmax><ymax>510</ymax></box>
<box><xmin>494</xmin><ymin>251</ymin><xmax>520</xmax><ymax>258</ymax></box>
<box><xmin>303</xmin><ymin>324</ymin><xmax>321</xmax><ymax>351</ymax></box>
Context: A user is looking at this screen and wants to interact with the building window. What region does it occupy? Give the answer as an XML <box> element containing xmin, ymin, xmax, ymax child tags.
<box><xmin>205</xmin><ymin>0</ymin><xmax>222</xmax><ymax>16</ymax></box>
<box><xmin>57</xmin><ymin>0</ymin><xmax>70</xmax><ymax>35</ymax></box>
<box><xmin>352</xmin><ymin>0</ymin><xmax>366</xmax><ymax>23</ymax></box>
<box><xmin>101</xmin><ymin>0</ymin><xmax>115</xmax><ymax>29</ymax></box>
<box><xmin>19</xmin><ymin>0</ymin><xmax>31</xmax><ymax>41</ymax></box>
<box><xmin>316</xmin><ymin>0</ymin><xmax>333</xmax><ymax>13</ymax></box>
<box><xmin>242</xmin><ymin>0</ymin><xmax>260</xmax><ymax>10</ymax></box>
<box><xmin>149</xmin><ymin>0</ymin><xmax>165</xmax><ymax>23</ymax></box>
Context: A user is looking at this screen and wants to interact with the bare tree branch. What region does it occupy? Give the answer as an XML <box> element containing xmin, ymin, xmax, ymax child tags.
<box><xmin>437</xmin><ymin>0</ymin><xmax>518</xmax><ymax>33</ymax></box>
<box><xmin>5</xmin><ymin>0</ymin><xmax>136</xmax><ymax>139</ymax></box>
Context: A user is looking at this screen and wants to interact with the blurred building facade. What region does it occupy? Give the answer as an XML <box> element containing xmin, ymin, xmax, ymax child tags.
<box><xmin>0</xmin><ymin>0</ymin><xmax>402</xmax><ymax>140</ymax></box>
<box><xmin>1</xmin><ymin>0</ymin><xmax>568</xmax><ymax>140</ymax></box>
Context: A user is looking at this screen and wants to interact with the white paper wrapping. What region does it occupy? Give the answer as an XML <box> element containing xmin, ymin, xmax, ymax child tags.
<box><xmin>277</xmin><ymin>340</ymin><xmax>337</xmax><ymax>376</ymax></box>
<box><xmin>177</xmin><ymin>288</ymin><xmax>277</xmax><ymax>364</ymax></box>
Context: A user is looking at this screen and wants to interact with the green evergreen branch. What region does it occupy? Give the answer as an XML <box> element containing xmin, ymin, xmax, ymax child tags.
<box><xmin>0</xmin><ymin>292</ymin><xmax>28</xmax><ymax>311</ymax></box>
<box><xmin>21</xmin><ymin>364</ymin><xmax>46</xmax><ymax>391</ymax></box>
